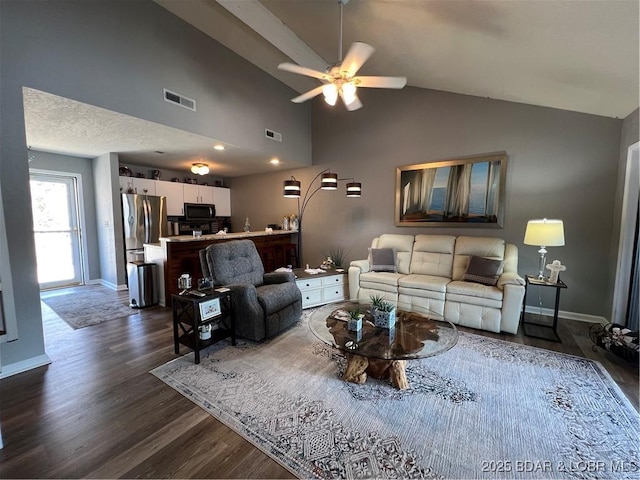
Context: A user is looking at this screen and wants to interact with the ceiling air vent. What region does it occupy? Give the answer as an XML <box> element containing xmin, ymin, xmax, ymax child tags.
<box><xmin>163</xmin><ymin>88</ymin><xmax>196</xmax><ymax>112</ymax></box>
<box><xmin>265</xmin><ymin>128</ymin><xmax>282</xmax><ymax>142</ymax></box>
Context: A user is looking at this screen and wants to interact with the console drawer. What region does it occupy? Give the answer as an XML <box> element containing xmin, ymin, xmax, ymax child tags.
<box><xmin>300</xmin><ymin>288</ymin><xmax>322</xmax><ymax>308</ymax></box>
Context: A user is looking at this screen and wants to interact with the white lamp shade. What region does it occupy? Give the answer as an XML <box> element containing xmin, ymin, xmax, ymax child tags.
<box><xmin>524</xmin><ymin>219</ymin><xmax>565</xmax><ymax>246</ymax></box>
<box><xmin>322</xmin><ymin>84</ymin><xmax>338</xmax><ymax>106</ymax></box>
<box><xmin>341</xmin><ymin>82</ymin><xmax>357</xmax><ymax>105</ymax></box>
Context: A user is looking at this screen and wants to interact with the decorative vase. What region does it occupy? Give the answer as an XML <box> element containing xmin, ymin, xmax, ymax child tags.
<box><xmin>373</xmin><ymin>307</ymin><xmax>396</xmax><ymax>329</ymax></box>
<box><xmin>198</xmin><ymin>323</ymin><xmax>212</xmax><ymax>340</ymax></box>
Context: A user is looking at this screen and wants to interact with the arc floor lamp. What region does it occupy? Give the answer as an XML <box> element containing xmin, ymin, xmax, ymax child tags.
<box><xmin>283</xmin><ymin>169</ymin><xmax>361</xmax><ymax>267</ymax></box>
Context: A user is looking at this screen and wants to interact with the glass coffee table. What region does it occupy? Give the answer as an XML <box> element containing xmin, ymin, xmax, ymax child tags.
<box><xmin>309</xmin><ymin>301</ymin><xmax>458</xmax><ymax>390</ymax></box>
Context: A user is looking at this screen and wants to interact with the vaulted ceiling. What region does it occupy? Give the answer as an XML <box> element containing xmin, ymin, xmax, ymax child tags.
<box><xmin>24</xmin><ymin>1</ymin><xmax>639</xmax><ymax>176</ymax></box>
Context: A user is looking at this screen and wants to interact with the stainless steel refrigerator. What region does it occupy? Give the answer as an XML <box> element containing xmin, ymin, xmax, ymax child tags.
<box><xmin>122</xmin><ymin>193</ymin><xmax>168</xmax><ymax>263</ymax></box>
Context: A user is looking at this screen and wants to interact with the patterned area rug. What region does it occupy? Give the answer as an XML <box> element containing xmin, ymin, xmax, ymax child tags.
<box><xmin>151</xmin><ymin>305</ymin><xmax>640</xmax><ymax>479</ymax></box>
<box><xmin>42</xmin><ymin>285</ymin><xmax>137</xmax><ymax>329</ymax></box>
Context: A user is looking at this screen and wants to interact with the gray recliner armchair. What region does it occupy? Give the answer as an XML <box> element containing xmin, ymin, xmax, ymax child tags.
<box><xmin>199</xmin><ymin>239</ymin><xmax>302</xmax><ymax>341</ymax></box>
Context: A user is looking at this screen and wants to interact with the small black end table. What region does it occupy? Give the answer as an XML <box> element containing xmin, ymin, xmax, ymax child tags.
<box><xmin>521</xmin><ymin>275</ymin><xmax>567</xmax><ymax>342</ymax></box>
<box><xmin>172</xmin><ymin>289</ymin><xmax>235</xmax><ymax>364</ymax></box>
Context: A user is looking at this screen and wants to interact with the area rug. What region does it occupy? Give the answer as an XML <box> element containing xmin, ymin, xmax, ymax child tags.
<box><xmin>42</xmin><ymin>285</ymin><xmax>137</xmax><ymax>329</ymax></box>
<box><xmin>151</xmin><ymin>305</ymin><xmax>640</xmax><ymax>479</ymax></box>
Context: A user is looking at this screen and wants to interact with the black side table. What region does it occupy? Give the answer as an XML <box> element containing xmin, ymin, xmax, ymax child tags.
<box><xmin>172</xmin><ymin>289</ymin><xmax>235</xmax><ymax>364</ymax></box>
<box><xmin>521</xmin><ymin>275</ymin><xmax>567</xmax><ymax>342</ymax></box>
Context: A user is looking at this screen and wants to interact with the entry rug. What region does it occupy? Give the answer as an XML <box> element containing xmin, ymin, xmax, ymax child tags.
<box><xmin>151</xmin><ymin>306</ymin><xmax>640</xmax><ymax>479</ymax></box>
<box><xmin>42</xmin><ymin>285</ymin><xmax>137</xmax><ymax>329</ymax></box>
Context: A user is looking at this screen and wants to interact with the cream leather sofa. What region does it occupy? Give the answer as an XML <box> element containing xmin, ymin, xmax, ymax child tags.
<box><xmin>349</xmin><ymin>234</ymin><xmax>525</xmax><ymax>334</ymax></box>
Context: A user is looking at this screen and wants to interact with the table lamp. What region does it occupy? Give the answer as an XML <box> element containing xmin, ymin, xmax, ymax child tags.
<box><xmin>524</xmin><ymin>219</ymin><xmax>565</xmax><ymax>279</ymax></box>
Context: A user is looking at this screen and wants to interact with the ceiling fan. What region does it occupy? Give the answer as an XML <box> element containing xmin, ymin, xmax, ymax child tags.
<box><xmin>277</xmin><ymin>0</ymin><xmax>407</xmax><ymax>111</ymax></box>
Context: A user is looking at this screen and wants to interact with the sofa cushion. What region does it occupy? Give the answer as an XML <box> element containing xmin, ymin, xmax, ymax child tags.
<box><xmin>375</xmin><ymin>234</ymin><xmax>415</xmax><ymax>274</ymax></box>
<box><xmin>398</xmin><ymin>274</ymin><xmax>450</xmax><ymax>293</ymax></box>
<box><xmin>360</xmin><ymin>271</ymin><xmax>404</xmax><ymax>288</ymax></box>
<box><xmin>452</xmin><ymin>236</ymin><xmax>506</xmax><ymax>280</ymax></box>
<box><xmin>409</xmin><ymin>235</ymin><xmax>456</xmax><ymax>278</ymax></box>
<box><xmin>447</xmin><ymin>280</ymin><xmax>503</xmax><ymax>302</ymax></box>
<box><xmin>368</xmin><ymin>247</ymin><xmax>397</xmax><ymax>272</ymax></box>
<box><xmin>462</xmin><ymin>255</ymin><xmax>504</xmax><ymax>286</ymax></box>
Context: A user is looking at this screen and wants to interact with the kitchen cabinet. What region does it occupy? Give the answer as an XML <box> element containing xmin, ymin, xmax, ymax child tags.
<box><xmin>183</xmin><ymin>184</ymin><xmax>214</xmax><ymax>204</ymax></box>
<box><xmin>212</xmin><ymin>187</ymin><xmax>231</xmax><ymax>217</ymax></box>
<box><xmin>155</xmin><ymin>181</ymin><xmax>185</xmax><ymax>216</ymax></box>
<box><xmin>119</xmin><ymin>177</ymin><xmax>156</xmax><ymax>195</ymax></box>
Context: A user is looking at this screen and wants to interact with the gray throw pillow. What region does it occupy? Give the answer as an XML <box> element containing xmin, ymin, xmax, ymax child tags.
<box><xmin>462</xmin><ymin>255</ymin><xmax>503</xmax><ymax>286</ymax></box>
<box><xmin>369</xmin><ymin>247</ymin><xmax>397</xmax><ymax>272</ymax></box>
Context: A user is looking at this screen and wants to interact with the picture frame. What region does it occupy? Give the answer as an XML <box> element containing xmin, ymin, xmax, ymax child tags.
<box><xmin>395</xmin><ymin>151</ymin><xmax>507</xmax><ymax>227</ymax></box>
<box><xmin>199</xmin><ymin>297</ymin><xmax>221</xmax><ymax>321</ymax></box>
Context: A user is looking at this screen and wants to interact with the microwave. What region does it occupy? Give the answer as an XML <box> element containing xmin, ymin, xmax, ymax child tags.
<box><xmin>184</xmin><ymin>203</ymin><xmax>216</xmax><ymax>221</ymax></box>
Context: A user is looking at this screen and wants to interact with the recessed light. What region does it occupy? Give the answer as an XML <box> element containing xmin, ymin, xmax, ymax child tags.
<box><xmin>214</xmin><ymin>144</ymin><xmax>225</xmax><ymax>151</ymax></box>
<box><xmin>270</xmin><ymin>158</ymin><xmax>280</xmax><ymax>165</ymax></box>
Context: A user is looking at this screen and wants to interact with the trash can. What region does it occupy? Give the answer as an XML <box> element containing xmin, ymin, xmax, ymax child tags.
<box><xmin>127</xmin><ymin>261</ymin><xmax>158</xmax><ymax>308</ymax></box>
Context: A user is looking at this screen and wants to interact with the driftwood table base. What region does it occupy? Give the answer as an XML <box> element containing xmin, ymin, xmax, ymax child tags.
<box><xmin>343</xmin><ymin>354</ymin><xmax>409</xmax><ymax>390</ymax></box>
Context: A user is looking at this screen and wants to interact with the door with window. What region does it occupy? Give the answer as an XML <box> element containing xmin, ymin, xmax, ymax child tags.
<box><xmin>30</xmin><ymin>173</ymin><xmax>83</xmax><ymax>289</ymax></box>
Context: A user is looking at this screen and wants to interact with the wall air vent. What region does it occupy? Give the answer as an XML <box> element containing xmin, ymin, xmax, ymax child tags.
<box><xmin>163</xmin><ymin>88</ymin><xmax>196</xmax><ymax>112</ymax></box>
<box><xmin>265</xmin><ymin>128</ymin><xmax>282</xmax><ymax>142</ymax></box>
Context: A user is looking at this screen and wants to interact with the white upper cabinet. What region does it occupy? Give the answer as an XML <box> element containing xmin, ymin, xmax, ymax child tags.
<box><xmin>119</xmin><ymin>177</ymin><xmax>156</xmax><ymax>195</ymax></box>
<box><xmin>132</xmin><ymin>178</ymin><xmax>156</xmax><ymax>195</ymax></box>
<box><xmin>212</xmin><ymin>187</ymin><xmax>231</xmax><ymax>217</ymax></box>
<box><xmin>183</xmin><ymin>184</ymin><xmax>214</xmax><ymax>204</ymax></box>
<box><xmin>155</xmin><ymin>181</ymin><xmax>185</xmax><ymax>216</ymax></box>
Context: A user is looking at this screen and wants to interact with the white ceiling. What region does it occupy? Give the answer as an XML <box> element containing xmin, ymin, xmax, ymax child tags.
<box><xmin>24</xmin><ymin>0</ymin><xmax>639</xmax><ymax>176</ymax></box>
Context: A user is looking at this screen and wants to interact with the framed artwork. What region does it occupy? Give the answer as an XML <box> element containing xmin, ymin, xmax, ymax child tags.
<box><xmin>199</xmin><ymin>297</ymin><xmax>221</xmax><ymax>321</ymax></box>
<box><xmin>395</xmin><ymin>151</ymin><xmax>507</xmax><ymax>227</ymax></box>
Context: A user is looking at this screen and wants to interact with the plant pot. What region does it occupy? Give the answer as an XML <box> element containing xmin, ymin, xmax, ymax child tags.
<box><xmin>373</xmin><ymin>307</ymin><xmax>396</xmax><ymax>329</ymax></box>
<box><xmin>348</xmin><ymin>315</ymin><xmax>363</xmax><ymax>331</ymax></box>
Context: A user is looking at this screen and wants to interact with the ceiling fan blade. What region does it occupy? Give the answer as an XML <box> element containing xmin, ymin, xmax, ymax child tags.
<box><xmin>278</xmin><ymin>62</ymin><xmax>328</xmax><ymax>80</ymax></box>
<box><xmin>340</xmin><ymin>42</ymin><xmax>375</xmax><ymax>77</ymax></box>
<box><xmin>291</xmin><ymin>85</ymin><xmax>325</xmax><ymax>103</ymax></box>
<box><xmin>355</xmin><ymin>76</ymin><xmax>407</xmax><ymax>89</ymax></box>
<box><xmin>344</xmin><ymin>95</ymin><xmax>363</xmax><ymax>111</ymax></box>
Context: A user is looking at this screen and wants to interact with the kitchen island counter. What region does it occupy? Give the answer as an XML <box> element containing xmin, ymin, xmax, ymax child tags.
<box><xmin>160</xmin><ymin>229</ymin><xmax>296</xmax><ymax>242</ymax></box>
<box><xmin>147</xmin><ymin>230</ymin><xmax>298</xmax><ymax>306</ymax></box>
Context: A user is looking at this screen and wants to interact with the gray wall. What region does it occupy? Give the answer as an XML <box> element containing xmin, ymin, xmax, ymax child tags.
<box><xmin>231</xmin><ymin>87</ymin><xmax>625</xmax><ymax>320</ymax></box>
<box><xmin>28</xmin><ymin>151</ymin><xmax>101</xmax><ymax>282</ymax></box>
<box><xmin>0</xmin><ymin>0</ymin><xmax>311</xmax><ymax>372</ymax></box>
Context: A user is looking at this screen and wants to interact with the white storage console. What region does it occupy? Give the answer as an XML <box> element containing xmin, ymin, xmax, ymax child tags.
<box><xmin>294</xmin><ymin>269</ymin><xmax>348</xmax><ymax>309</ymax></box>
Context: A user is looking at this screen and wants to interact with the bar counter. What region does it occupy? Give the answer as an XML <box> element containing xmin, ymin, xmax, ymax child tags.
<box><xmin>145</xmin><ymin>230</ymin><xmax>298</xmax><ymax>306</ymax></box>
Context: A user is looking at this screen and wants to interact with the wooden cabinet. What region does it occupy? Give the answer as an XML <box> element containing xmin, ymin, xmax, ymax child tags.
<box><xmin>212</xmin><ymin>187</ymin><xmax>231</xmax><ymax>216</ymax></box>
<box><xmin>295</xmin><ymin>270</ymin><xmax>348</xmax><ymax>309</ymax></box>
<box><xmin>155</xmin><ymin>181</ymin><xmax>185</xmax><ymax>216</ymax></box>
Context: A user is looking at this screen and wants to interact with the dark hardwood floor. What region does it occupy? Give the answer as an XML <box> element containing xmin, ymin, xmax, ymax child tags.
<box><xmin>0</xmin><ymin>286</ymin><xmax>637</xmax><ymax>478</ymax></box>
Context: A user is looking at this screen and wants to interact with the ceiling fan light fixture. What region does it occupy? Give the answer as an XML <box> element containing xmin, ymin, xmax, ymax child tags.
<box><xmin>322</xmin><ymin>83</ymin><xmax>338</xmax><ymax>106</ymax></box>
<box><xmin>284</xmin><ymin>179</ymin><xmax>301</xmax><ymax>197</ymax></box>
<box><xmin>341</xmin><ymin>81</ymin><xmax>357</xmax><ymax>105</ymax></box>
<box><xmin>321</xmin><ymin>172</ymin><xmax>338</xmax><ymax>190</ymax></box>
<box><xmin>191</xmin><ymin>163</ymin><xmax>209</xmax><ymax>175</ymax></box>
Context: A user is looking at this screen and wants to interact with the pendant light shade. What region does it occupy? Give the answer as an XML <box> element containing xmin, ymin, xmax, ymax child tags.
<box><xmin>346</xmin><ymin>182</ymin><xmax>362</xmax><ymax>197</ymax></box>
<box><xmin>321</xmin><ymin>172</ymin><xmax>338</xmax><ymax>190</ymax></box>
<box><xmin>283</xmin><ymin>179</ymin><xmax>301</xmax><ymax>198</ymax></box>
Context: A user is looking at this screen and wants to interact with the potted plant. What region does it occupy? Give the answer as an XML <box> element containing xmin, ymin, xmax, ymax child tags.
<box><xmin>370</xmin><ymin>295</ymin><xmax>396</xmax><ymax>329</ymax></box>
<box><xmin>348</xmin><ymin>307</ymin><xmax>364</xmax><ymax>331</ymax></box>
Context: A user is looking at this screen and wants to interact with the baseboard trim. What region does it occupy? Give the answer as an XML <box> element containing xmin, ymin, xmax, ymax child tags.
<box><xmin>0</xmin><ymin>353</ymin><xmax>51</xmax><ymax>379</ymax></box>
<box><xmin>524</xmin><ymin>306</ymin><xmax>606</xmax><ymax>324</ymax></box>
<box><xmin>93</xmin><ymin>279</ymin><xmax>127</xmax><ymax>291</ymax></box>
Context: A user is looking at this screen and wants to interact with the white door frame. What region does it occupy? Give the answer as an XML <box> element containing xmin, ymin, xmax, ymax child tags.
<box><xmin>29</xmin><ymin>169</ymin><xmax>90</xmax><ymax>288</ymax></box>
<box><xmin>611</xmin><ymin>142</ymin><xmax>639</xmax><ymax>326</ymax></box>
